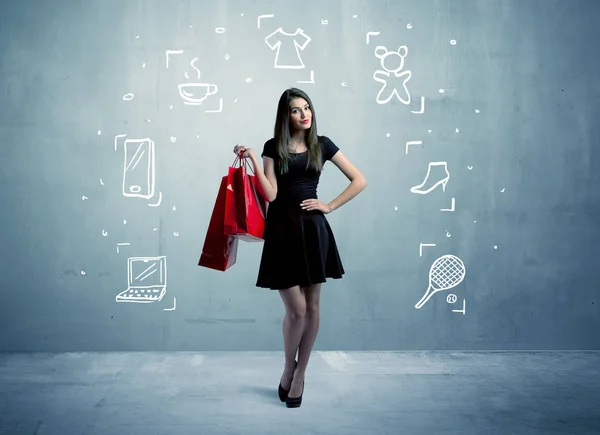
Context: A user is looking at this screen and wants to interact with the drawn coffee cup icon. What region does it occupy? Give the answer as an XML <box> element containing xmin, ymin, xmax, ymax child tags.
<box><xmin>178</xmin><ymin>83</ymin><xmax>218</xmax><ymax>105</ymax></box>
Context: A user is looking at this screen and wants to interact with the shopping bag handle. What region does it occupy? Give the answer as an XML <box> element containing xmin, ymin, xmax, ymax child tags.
<box><xmin>243</xmin><ymin>157</ymin><xmax>255</xmax><ymax>176</ymax></box>
<box><xmin>232</xmin><ymin>152</ymin><xmax>256</xmax><ymax>176</ymax></box>
<box><xmin>247</xmin><ymin>173</ymin><xmax>266</xmax><ymax>219</ymax></box>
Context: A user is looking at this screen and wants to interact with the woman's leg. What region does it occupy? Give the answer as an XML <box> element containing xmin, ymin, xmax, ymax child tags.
<box><xmin>289</xmin><ymin>283</ymin><xmax>322</xmax><ymax>398</ymax></box>
<box><xmin>278</xmin><ymin>286</ymin><xmax>306</xmax><ymax>390</ymax></box>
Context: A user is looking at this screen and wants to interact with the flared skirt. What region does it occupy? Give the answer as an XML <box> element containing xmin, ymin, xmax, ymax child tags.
<box><xmin>255</xmin><ymin>207</ymin><xmax>345</xmax><ymax>290</ymax></box>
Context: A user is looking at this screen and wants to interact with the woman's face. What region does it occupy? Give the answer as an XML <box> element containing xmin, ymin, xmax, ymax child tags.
<box><xmin>289</xmin><ymin>97</ymin><xmax>312</xmax><ymax>132</ymax></box>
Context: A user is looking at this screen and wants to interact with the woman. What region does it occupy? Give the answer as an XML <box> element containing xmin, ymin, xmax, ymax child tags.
<box><xmin>233</xmin><ymin>88</ymin><xmax>367</xmax><ymax>408</ymax></box>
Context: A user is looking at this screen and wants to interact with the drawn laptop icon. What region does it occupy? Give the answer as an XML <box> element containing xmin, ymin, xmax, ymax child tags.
<box><xmin>116</xmin><ymin>256</ymin><xmax>167</xmax><ymax>303</ymax></box>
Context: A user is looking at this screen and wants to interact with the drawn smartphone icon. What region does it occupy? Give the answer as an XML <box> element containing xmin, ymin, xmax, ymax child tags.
<box><xmin>121</xmin><ymin>138</ymin><xmax>155</xmax><ymax>199</ymax></box>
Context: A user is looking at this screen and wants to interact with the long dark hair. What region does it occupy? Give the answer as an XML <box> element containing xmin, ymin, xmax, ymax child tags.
<box><xmin>273</xmin><ymin>87</ymin><xmax>323</xmax><ymax>174</ymax></box>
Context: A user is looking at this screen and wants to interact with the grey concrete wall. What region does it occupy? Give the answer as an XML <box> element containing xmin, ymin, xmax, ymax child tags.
<box><xmin>1</xmin><ymin>0</ymin><xmax>598</xmax><ymax>351</ymax></box>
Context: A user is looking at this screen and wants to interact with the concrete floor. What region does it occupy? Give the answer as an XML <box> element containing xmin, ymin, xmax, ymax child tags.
<box><xmin>0</xmin><ymin>351</ymin><xmax>599</xmax><ymax>435</ymax></box>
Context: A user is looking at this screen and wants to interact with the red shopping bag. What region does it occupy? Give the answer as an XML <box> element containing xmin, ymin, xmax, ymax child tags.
<box><xmin>224</xmin><ymin>155</ymin><xmax>267</xmax><ymax>242</ymax></box>
<box><xmin>235</xmin><ymin>162</ymin><xmax>267</xmax><ymax>241</ymax></box>
<box><xmin>198</xmin><ymin>176</ymin><xmax>239</xmax><ymax>271</ymax></box>
<box><xmin>224</xmin><ymin>158</ymin><xmax>241</xmax><ymax>237</ymax></box>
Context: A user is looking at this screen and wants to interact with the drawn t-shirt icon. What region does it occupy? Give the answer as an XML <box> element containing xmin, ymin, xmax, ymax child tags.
<box><xmin>265</xmin><ymin>28</ymin><xmax>311</xmax><ymax>69</ymax></box>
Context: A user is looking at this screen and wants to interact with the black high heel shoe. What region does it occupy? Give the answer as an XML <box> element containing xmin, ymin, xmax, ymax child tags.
<box><xmin>285</xmin><ymin>380</ymin><xmax>304</xmax><ymax>408</ymax></box>
<box><xmin>278</xmin><ymin>360</ymin><xmax>298</xmax><ymax>402</ymax></box>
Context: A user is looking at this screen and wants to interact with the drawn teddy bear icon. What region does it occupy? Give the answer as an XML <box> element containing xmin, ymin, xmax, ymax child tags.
<box><xmin>372</xmin><ymin>45</ymin><xmax>412</xmax><ymax>105</ymax></box>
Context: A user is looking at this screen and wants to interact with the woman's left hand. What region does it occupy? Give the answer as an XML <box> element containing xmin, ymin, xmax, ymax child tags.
<box><xmin>300</xmin><ymin>198</ymin><xmax>331</xmax><ymax>214</ymax></box>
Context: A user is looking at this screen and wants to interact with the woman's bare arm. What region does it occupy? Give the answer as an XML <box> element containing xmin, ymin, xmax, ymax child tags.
<box><xmin>326</xmin><ymin>151</ymin><xmax>367</xmax><ymax>212</ymax></box>
<box><xmin>250</xmin><ymin>154</ymin><xmax>278</xmax><ymax>202</ymax></box>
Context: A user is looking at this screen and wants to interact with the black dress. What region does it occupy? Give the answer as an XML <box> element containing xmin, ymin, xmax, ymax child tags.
<box><xmin>255</xmin><ymin>135</ymin><xmax>345</xmax><ymax>290</ymax></box>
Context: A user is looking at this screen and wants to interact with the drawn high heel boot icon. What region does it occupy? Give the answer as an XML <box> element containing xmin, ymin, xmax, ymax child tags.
<box><xmin>410</xmin><ymin>162</ymin><xmax>450</xmax><ymax>194</ymax></box>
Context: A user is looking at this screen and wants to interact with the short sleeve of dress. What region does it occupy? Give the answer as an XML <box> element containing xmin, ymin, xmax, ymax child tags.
<box><xmin>261</xmin><ymin>138</ymin><xmax>277</xmax><ymax>159</ymax></box>
<box><xmin>320</xmin><ymin>136</ymin><xmax>340</xmax><ymax>161</ymax></box>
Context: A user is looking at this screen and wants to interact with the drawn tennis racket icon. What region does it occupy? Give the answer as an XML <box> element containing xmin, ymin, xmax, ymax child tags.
<box><xmin>415</xmin><ymin>254</ymin><xmax>466</xmax><ymax>309</ymax></box>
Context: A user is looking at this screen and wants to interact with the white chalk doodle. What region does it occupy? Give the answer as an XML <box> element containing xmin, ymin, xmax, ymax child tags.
<box><xmin>386</xmin><ymin>133</ymin><xmax>390</xmax><ymax>137</ymax></box>
<box><xmin>116</xmin><ymin>242</ymin><xmax>130</xmax><ymax>254</ymax></box>
<box><xmin>373</xmin><ymin>45</ymin><xmax>412</xmax><ymax>105</ymax></box>
<box><xmin>455</xmin><ymin>128</ymin><xmax>460</xmax><ymax>133</ymax></box>
<box><xmin>102</xmin><ymin>230</ymin><xmax>107</xmax><ymax>236</ymax></box>
<box><xmin>419</xmin><ymin>243</ymin><xmax>436</xmax><ymax>257</ymax></box>
<box><xmin>415</xmin><ymin>254</ymin><xmax>466</xmax><ymax>309</ymax></box>
<box><xmin>97</xmin><ymin>130</ymin><xmax>102</xmax><ymax>135</ymax></box>
<box><xmin>115</xmin><ymin>136</ymin><xmax>156</xmax><ymax>200</ymax></box>
<box><xmin>173</xmin><ymin>206</ymin><xmax>176</xmax><ymax>211</ymax></box>
<box><xmin>142</xmin><ymin>63</ymin><xmax>146</xmax><ymax>68</ymax></box>
<box><xmin>225</xmin><ymin>53</ymin><xmax>230</xmax><ymax>60</ymax></box>
<box><xmin>446</xmin><ymin>230</ymin><xmax>451</xmax><ymax>238</ymax></box>
<box><xmin>500</xmin><ymin>188</ymin><xmax>505</xmax><ymax>193</ymax></box>
<box><xmin>394</xmin><ymin>206</ymin><xmax>398</xmax><ymax>211</ymax></box>
<box><xmin>257</xmin><ymin>14</ymin><xmax>274</xmax><ymax>29</ymax></box>
<box><xmin>341</xmin><ymin>82</ymin><xmax>347</xmax><ymax>87</ymax></box>
<box><xmin>475</xmin><ymin>109</ymin><xmax>480</xmax><ymax>113</ymax></box>
<box><xmin>265</xmin><ymin>28</ymin><xmax>311</xmax><ymax>69</ymax></box>
<box><xmin>81</xmin><ymin>271</ymin><xmax>86</xmax><ymax>275</ymax></box>
<box><xmin>410</xmin><ymin>162</ymin><xmax>449</xmax><ymax>194</ymax></box>
<box><xmin>123</xmin><ymin>220</ymin><xmax>127</xmax><ymax>225</ymax></box>
<box><xmin>170</xmin><ymin>137</ymin><xmax>176</xmax><ymax>142</ymax></box>
<box><xmin>205</xmin><ymin>98</ymin><xmax>223</xmax><ymax>113</ymax></box>
<box><xmin>113</xmin><ymin>134</ymin><xmax>127</xmax><ymax>151</ymax></box>
<box><xmin>165</xmin><ymin>49</ymin><xmax>183</xmax><ymax>68</ymax></box>
<box><xmin>452</xmin><ymin>299</ymin><xmax>466</xmax><ymax>315</ymax></box>
<box><xmin>245</xmin><ymin>78</ymin><xmax>253</xmax><ymax>83</ymax></box>
<box><xmin>178</xmin><ymin>58</ymin><xmax>219</xmax><ymax>106</ymax></box>
<box><xmin>122</xmin><ymin>93</ymin><xmax>134</xmax><ymax>101</ymax></box>
<box><xmin>407</xmin><ymin>23</ymin><xmax>413</xmax><ymax>29</ymax></box>
<box><xmin>411</xmin><ymin>96</ymin><xmax>425</xmax><ymax>114</ymax></box>
<box><xmin>366</xmin><ymin>31</ymin><xmax>380</xmax><ymax>44</ymax></box>
<box><xmin>441</xmin><ymin>197</ymin><xmax>455</xmax><ymax>212</ymax></box>
<box><xmin>321</xmin><ymin>19</ymin><xmax>328</xmax><ymax>25</ymax></box>
<box><xmin>215</xmin><ymin>27</ymin><xmax>225</xmax><ymax>33</ymax></box>
<box><xmin>116</xmin><ymin>256</ymin><xmax>167</xmax><ymax>304</ymax></box>
<box><xmin>173</xmin><ymin>232</ymin><xmax>179</xmax><ymax>237</ymax></box>
<box><xmin>82</xmin><ymin>196</ymin><xmax>88</xmax><ymax>200</ymax></box>
<box><xmin>163</xmin><ymin>297</ymin><xmax>176</xmax><ymax>311</ymax></box>
<box><xmin>494</xmin><ymin>245</ymin><xmax>498</xmax><ymax>250</ymax></box>
<box><xmin>467</xmin><ymin>166</ymin><xmax>473</xmax><ymax>170</ymax></box>
<box><xmin>405</xmin><ymin>140</ymin><xmax>422</xmax><ymax>154</ymax></box>
<box><xmin>297</xmin><ymin>70</ymin><xmax>315</xmax><ymax>84</ymax></box>
<box><xmin>148</xmin><ymin>191</ymin><xmax>162</xmax><ymax>207</ymax></box>
<box><xmin>447</xmin><ymin>294</ymin><xmax>458</xmax><ymax>304</ymax></box>
<box><xmin>450</xmin><ymin>39</ymin><xmax>457</xmax><ymax>45</ymax></box>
